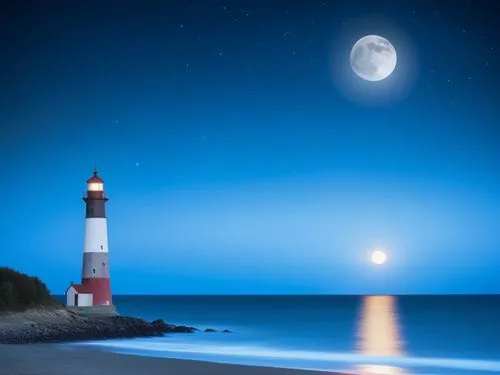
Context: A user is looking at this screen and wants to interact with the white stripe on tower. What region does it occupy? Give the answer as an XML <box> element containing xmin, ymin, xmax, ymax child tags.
<box><xmin>84</xmin><ymin>218</ymin><xmax>109</xmax><ymax>254</ymax></box>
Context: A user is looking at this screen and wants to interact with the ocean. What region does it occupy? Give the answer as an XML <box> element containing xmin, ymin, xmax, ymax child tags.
<box><xmin>62</xmin><ymin>295</ymin><xmax>500</xmax><ymax>374</ymax></box>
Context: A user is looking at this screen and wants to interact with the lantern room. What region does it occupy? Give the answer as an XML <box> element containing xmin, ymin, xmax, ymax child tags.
<box><xmin>87</xmin><ymin>169</ymin><xmax>104</xmax><ymax>192</ymax></box>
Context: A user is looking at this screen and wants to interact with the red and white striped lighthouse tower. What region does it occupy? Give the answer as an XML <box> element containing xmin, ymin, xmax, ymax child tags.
<box><xmin>65</xmin><ymin>168</ymin><xmax>113</xmax><ymax>310</ymax></box>
<box><xmin>81</xmin><ymin>168</ymin><xmax>112</xmax><ymax>306</ymax></box>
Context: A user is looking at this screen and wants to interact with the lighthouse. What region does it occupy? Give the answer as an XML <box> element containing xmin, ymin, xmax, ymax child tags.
<box><xmin>65</xmin><ymin>169</ymin><xmax>114</xmax><ymax>313</ymax></box>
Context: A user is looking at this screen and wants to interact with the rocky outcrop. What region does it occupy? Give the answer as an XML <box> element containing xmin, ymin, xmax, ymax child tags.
<box><xmin>203</xmin><ymin>328</ymin><xmax>233</xmax><ymax>333</ymax></box>
<box><xmin>0</xmin><ymin>309</ymin><xmax>199</xmax><ymax>344</ymax></box>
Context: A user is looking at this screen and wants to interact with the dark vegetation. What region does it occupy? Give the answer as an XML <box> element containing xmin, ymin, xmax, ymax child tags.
<box><xmin>0</xmin><ymin>267</ymin><xmax>59</xmax><ymax>311</ymax></box>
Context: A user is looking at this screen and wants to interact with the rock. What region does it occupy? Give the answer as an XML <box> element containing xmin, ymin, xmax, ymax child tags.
<box><xmin>151</xmin><ymin>319</ymin><xmax>167</xmax><ymax>329</ymax></box>
<box><xmin>0</xmin><ymin>309</ymin><xmax>200</xmax><ymax>344</ymax></box>
<box><xmin>204</xmin><ymin>328</ymin><xmax>217</xmax><ymax>333</ymax></box>
<box><xmin>171</xmin><ymin>325</ymin><xmax>196</xmax><ymax>333</ymax></box>
<box><xmin>222</xmin><ymin>329</ymin><xmax>232</xmax><ymax>333</ymax></box>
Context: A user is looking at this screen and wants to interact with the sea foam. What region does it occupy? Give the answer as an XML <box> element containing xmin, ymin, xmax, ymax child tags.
<box><xmin>76</xmin><ymin>338</ymin><xmax>500</xmax><ymax>373</ymax></box>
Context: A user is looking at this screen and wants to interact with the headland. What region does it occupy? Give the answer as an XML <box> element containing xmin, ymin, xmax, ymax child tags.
<box><xmin>0</xmin><ymin>307</ymin><xmax>198</xmax><ymax>344</ymax></box>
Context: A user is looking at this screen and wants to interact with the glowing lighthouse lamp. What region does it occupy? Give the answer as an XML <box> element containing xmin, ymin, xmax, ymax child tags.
<box><xmin>65</xmin><ymin>169</ymin><xmax>115</xmax><ymax>314</ymax></box>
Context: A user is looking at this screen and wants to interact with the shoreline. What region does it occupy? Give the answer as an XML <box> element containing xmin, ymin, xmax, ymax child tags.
<box><xmin>0</xmin><ymin>308</ymin><xmax>349</xmax><ymax>374</ymax></box>
<box><xmin>0</xmin><ymin>343</ymin><xmax>347</xmax><ymax>375</ymax></box>
<box><xmin>0</xmin><ymin>308</ymin><xmax>204</xmax><ymax>344</ymax></box>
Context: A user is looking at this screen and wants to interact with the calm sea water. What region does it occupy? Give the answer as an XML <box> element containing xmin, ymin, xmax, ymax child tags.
<box><xmin>61</xmin><ymin>295</ymin><xmax>500</xmax><ymax>374</ymax></box>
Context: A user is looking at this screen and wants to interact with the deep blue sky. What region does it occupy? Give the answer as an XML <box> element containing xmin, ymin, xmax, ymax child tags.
<box><xmin>1</xmin><ymin>1</ymin><xmax>499</xmax><ymax>294</ymax></box>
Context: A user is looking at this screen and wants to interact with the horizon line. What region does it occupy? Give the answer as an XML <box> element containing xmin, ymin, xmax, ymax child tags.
<box><xmin>52</xmin><ymin>293</ymin><xmax>500</xmax><ymax>297</ymax></box>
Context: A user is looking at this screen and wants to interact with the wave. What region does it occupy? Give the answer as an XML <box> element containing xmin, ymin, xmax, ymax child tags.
<box><xmin>76</xmin><ymin>339</ymin><xmax>500</xmax><ymax>373</ymax></box>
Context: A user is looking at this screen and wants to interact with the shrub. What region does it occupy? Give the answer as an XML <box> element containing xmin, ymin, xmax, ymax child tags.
<box><xmin>0</xmin><ymin>267</ymin><xmax>59</xmax><ymax>311</ymax></box>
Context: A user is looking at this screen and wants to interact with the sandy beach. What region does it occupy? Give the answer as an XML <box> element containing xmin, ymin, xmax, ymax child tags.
<box><xmin>0</xmin><ymin>343</ymin><xmax>346</xmax><ymax>375</ymax></box>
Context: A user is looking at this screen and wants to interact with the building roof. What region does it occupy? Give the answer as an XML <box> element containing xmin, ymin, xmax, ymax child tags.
<box><xmin>68</xmin><ymin>283</ymin><xmax>93</xmax><ymax>294</ymax></box>
<box><xmin>87</xmin><ymin>168</ymin><xmax>104</xmax><ymax>184</ymax></box>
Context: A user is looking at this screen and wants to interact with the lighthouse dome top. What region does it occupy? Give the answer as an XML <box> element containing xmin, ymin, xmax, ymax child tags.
<box><xmin>87</xmin><ymin>169</ymin><xmax>104</xmax><ymax>191</ymax></box>
<box><xmin>87</xmin><ymin>170</ymin><xmax>104</xmax><ymax>184</ymax></box>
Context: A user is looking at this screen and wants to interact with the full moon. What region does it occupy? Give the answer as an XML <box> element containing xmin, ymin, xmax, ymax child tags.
<box><xmin>350</xmin><ymin>35</ymin><xmax>397</xmax><ymax>82</ymax></box>
<box><xmin>371</xmin><ymin>250</ymin><xmax>387</xmax><ymax>265</ymax></box>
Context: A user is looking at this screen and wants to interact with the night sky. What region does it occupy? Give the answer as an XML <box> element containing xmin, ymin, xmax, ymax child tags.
<box><xmin>2</xmin><ymin>1</ymin><xmax>499</xmax><ymax>295</ymax></box>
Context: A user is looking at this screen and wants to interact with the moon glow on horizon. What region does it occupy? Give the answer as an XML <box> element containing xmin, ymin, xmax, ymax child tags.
<box><xmin>350</xmin><ymin>35</ymin><xmax>397</xmax><ymax>82</ymax></box>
